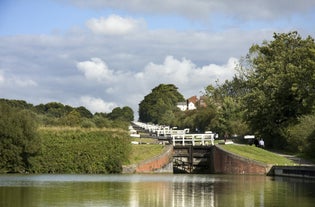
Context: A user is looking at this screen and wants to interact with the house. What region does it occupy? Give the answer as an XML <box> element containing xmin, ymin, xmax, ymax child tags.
<box><xmin>177</xmin><ymin>96</ymin><xmax>207</xmax><ymax>111</ymax></box>
<box><xmin>187</xmin><ymin>96</ymin><xmax>198</xmax><ymax>110</ymax></box>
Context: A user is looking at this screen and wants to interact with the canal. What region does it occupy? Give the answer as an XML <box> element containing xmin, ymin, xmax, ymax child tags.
<box><xmin>1</xmin><ymin>174</ymin><xmax>314</xmax><ymax>207</ymax></box>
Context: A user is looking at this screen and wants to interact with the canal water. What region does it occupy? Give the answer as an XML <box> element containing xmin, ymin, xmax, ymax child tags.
<box><xmin>0</xmin><ymin>174</ymin><xmax>314</xmax><ymax>207</ymax></box>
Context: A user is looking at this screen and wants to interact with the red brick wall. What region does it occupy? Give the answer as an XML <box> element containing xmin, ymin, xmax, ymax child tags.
<box><xmin>213</xmin><ymin>145</ymin><xmax>271</xmax><ymax>174</ymax></box>
<box><xmin>135</xmin><ymin>145</ymin><xmax>173</xmax><ymax>173</ymax></box>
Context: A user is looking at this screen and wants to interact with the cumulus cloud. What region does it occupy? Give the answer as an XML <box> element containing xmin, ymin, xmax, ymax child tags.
<box><xmin>86</xmin><ymin>15</ymin><xmax>144</xmax><ymax>35</ymax></box>
<box><xmin>79</xmin><ymin>96</ymin><xmax>117</xmax><ymax>113</ymax></box>
<box><xmin>135</xmin><ymin>56</ymin><xmax>238</xmax><ymax>96</ymax></box>
<box><xmin>77</xmin><ymin>58</ymin><xmax>115</xmax><ymax>82</ymax></box>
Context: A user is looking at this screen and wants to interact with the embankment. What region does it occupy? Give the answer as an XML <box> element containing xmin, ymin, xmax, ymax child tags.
<box><xmin>123</xmin><ymin>145</ymin><xmax>173</xmax><ymax>173</ymax></box>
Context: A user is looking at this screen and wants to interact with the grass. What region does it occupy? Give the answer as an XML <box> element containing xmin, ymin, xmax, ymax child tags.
<box><xmin>127</xmin><ymin>136</ymin><xmax>167</xmax><ymax>164</ymax></box>
<box><xmin>130</xmin><ymin>137</ymin><xmax>157</xmax><ymax>144</ymax></box>
<box><xmin>219</xmin><ymin>144</ymin><xmax>295</xmax><ymax>165</ymax></box>
<box><xmin>128</xmin><ymin>144</ymin><xmax>165</xmax><ymax>164</ymax></box>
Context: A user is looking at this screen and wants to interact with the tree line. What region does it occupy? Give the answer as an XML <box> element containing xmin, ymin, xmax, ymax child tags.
<box><xmin>138</xmin><ymin>31</ymin><xmax>315</xmax><ymax>158</ymax></box>
<box><xmin>0</xmin><ymin>99</ymin><xmax>134</xmax><ymax>128</ymax></box>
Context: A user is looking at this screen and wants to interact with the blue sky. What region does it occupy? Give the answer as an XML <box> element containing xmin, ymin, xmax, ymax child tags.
<box><xmin>1</xmin><ymin>0</ymin><xmax>315</xmax><ymax>115</ymax></box>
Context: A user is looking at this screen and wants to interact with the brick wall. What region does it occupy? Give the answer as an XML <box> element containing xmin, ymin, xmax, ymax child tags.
<box><xmin>212</xmin><ymin>145</ymin><xmax>272</xmax><ymax>174</ymax></box>
<box><xmin>135</xmin><ymin>145</ymin><xmax>173</xmax><ymax>173</ymax></box>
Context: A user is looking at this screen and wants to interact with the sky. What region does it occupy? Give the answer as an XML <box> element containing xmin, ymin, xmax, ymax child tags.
<box><xmin>1</xmin><ymin>0</ymin><xmax>315</xmax><ymax>117</ymax></box>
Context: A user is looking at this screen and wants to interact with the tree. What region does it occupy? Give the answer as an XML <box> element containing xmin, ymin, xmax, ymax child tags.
<box><xmin>203</xmin><ymin>81</ymin><xmax>248</xmax><ymax>137</ymax></box>
<box><xmin>36</xmin><ymin>102</ymin><xmax>73</xmax><ymax>118</ymax></box>
<box><xmin>0</xmin><ymin>103</ymin><xmax>40</xmax><ymax>173</ymax></box>
<box><xmin>138</xmin><ymin>84</ymin><xmax>185</xmax><ymax>124</ymax></box>
<box><xmin>121</xmin><ymin>106</ymin><xmax>134</xmax><ymax>121</ymax></box>
<box><xmin>240</xmin><ymin>31</ymin><xmax>315</xmax><ymax>148</ymax></box>
<box><xmin>107</xmin><ymin>106</ymin><xmax>134</xmax><ymax>122</ymax></box>
<box><xmin>75</xmin><ymin>106</ymin><xmax>93</xmax><ymax>118</ymax></box>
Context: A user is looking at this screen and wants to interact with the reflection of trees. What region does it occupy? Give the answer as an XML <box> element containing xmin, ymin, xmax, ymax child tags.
<box><xmin>129</xmin><ymin>181</ymin><xmax>172</xmax><ymax>206</ymax></box>
<box><xmin>2</xmin><ymin>175</ymin><xmax>315</xmax><ymax>206</ymax></box>
<box><xmin>172</xmin><ymin>181</ymin><xmax>215</xmax><ymax>207</ymax></box>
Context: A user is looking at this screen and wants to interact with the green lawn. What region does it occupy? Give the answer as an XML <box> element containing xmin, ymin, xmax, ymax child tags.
<box><xmin>219</xmin><ymin>144</ymin><xmax>295</xmax><ymax>165</ymax></box>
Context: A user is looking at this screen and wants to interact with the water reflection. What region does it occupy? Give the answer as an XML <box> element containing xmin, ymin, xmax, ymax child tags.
<box><xmin>0</xmin><ymin>174</ymin><xmax>315</xmax><ymax>207</ymax></box>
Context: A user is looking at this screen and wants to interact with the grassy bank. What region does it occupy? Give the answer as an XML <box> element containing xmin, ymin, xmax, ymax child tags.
<box><xmin>128</xmin><ymin>145</ymin><xmax>165</xmax><ymax>164</ymax></box>
<box><xmin>220</xmin><ymin>144</ymin><xmax>295</xmax><ymax>165</ymax></box>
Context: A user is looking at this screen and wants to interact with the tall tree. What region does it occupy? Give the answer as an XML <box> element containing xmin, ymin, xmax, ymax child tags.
<box><xmin>139</xmin><ymin>84</ymin><xmax>185</xmax><ymax>124</ymax></box>
<box><xmin>240</xmin><ymin>31</ymin><xmax>315</xmax><ymax>148</ymax></box>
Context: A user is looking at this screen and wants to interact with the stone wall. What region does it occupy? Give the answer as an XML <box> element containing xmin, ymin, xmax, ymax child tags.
<box><xmin>212</xmin><ymin>145</ymin><xmax>272</xmax><ymax>174</ymax></box>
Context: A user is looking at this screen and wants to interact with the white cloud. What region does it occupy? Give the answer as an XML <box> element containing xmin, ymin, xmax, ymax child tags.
<box><xmin>77</xmin><ymin>58</ymin><xmax>115</xmax><ymax>82</ymax></box>
<box><xmin>79</xmin><ymin>96</ymin><xmax>117</xmax><ymax>113</ymax></box>
<box><xmin>135</xmin><ymin>56</ymin><xmax>238</xmax><ymax>96</ymax></box>
<box><xmin>86</xmin><ymin>15</ymin><xmax>144</xmax><ymax>35</ymax></box>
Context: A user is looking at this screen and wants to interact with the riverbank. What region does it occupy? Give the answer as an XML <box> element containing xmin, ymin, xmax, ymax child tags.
<box><xmin>127</xmin><ymin>139</ymin><xmax>315</xmax><ymax>176</ymax></box>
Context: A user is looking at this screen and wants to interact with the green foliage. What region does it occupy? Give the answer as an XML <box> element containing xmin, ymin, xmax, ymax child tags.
<box><xmin>92</xmin><ymin>114</ymin><xmax>112</xmax><ymax>128</ymax></box>
<box><xmin>139</xmin><ymin>84</ymin><xmax>185</xmax><ymax>124</ymax></box>
<box><xmin>60</xmin><ymin>110</ymin><xmax>82</xmax><ymax>126</ymax></box>
<box><xmin>0</xmin><ymin>98</ymin><xmax>133</xmax><ymax>129</ymax></box>
<box><xmin>75</xmin><ymin>106</ymin><xmax>93</xmax><ymax>118</ymax></box>
<box><xmin>0</xmin><ymin>103</ymin><xmax>40</xmax><ymax>173</ymax></box>
<box><xmin>0</xmin><ymin>98</ymin><xmax>33</xmax><ymax>110</ymax></box>
<box><xmin>240</xmin><ymin>31</ymin><xmax>315</xmax><ymax>148</ymax></box>
<box><xmin>203</xmin><ymin>81</ymin><xmax>248</xmax><ymax>137</ymax></box>
<box><xmin>33</xmin><ymin>128</ymin><xmax>131</xmax><ymax>174</ymax></box>
<box><xmin>0</xmin><ymin>99</ymin><xmax>135</xmax><ymax>173</ymax></box>
<box><xmin>287</xmin><ymin>114</ymin><xmax>315</xmax><ymax>157</ymax></box>
<box><xmin>107</xmin><ymin>106</ymin><xmax>134</xmax><ymax>122</ymax></box>
<box><xmin>38</xmin><ymin>102</ymin><xmax>72</xmax><ymax>118</ymax></box>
